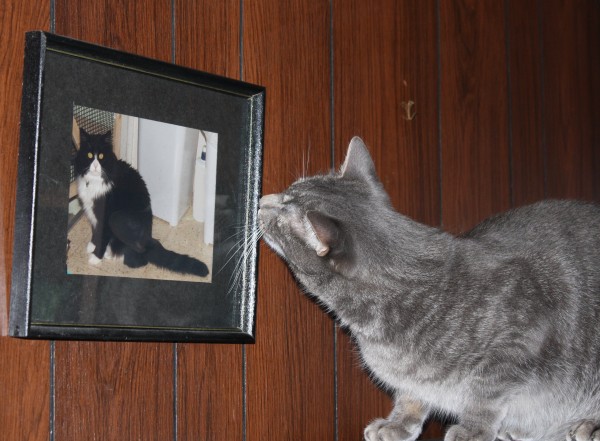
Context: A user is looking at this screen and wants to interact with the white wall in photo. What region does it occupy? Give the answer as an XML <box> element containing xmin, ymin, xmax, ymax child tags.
<box><xmin>117</xmin><ymin>114</ymin><xmax>139</xmax><ymax>168</ymax></box>
<box><xmin>137</xmin><ymin>119</ymin><xmax>217</xmax><ymax>245</ymax></box>
<box><xmin>193</xmin><ymin>131</ymin><xmax>218</xmax><ymax>245</ymax></box>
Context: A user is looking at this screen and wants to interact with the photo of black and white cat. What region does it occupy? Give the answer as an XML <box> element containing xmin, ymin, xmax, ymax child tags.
<box><xmin>66</xmin><ymin>106</ymin><xmax>216</xmax><ymax>283</ymax></box>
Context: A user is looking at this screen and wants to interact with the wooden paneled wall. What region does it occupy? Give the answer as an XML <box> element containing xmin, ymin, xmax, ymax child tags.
<box><xmin>1</xmin><ymin>1</ymin><xmax>599</xmax><ymax>440</ymax></box>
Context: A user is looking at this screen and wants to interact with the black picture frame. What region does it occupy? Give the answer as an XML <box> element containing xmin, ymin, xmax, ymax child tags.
<box><xmin>9</xmin><ymin>32</ymin><xmax>264</xmax><ymax>343</ymax></box>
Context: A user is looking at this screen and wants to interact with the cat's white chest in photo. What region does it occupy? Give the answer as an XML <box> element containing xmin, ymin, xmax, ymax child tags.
<box><xmin>76</xmin><ymin>167</ymin><xmax>112</xmax><ymax>228</ymax></box>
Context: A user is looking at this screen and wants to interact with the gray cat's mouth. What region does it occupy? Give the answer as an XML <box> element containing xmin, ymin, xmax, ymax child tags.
<box><xmin>258</xmin><ymin>194</ymin><xmax>286</xmax><ymax>257</ymax></box>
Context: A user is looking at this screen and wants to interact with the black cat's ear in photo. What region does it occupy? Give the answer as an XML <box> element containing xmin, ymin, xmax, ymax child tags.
<box><xmin>79</xmin><ymin>126</ymin><xmax>89</xmax><ymax>143</ymax></box>
<box><xmin>102</xmin><ymin>130</ymin><xmax>113</xmax><ymax>146</ymax></box>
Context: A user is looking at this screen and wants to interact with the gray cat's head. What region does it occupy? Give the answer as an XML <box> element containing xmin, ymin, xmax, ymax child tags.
<box><xmin>258</xmin><ymin>137</ymin><xmax>394</xmax><ymax>281</ymax></box>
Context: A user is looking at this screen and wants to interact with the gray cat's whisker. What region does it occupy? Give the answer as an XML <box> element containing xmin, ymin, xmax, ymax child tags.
<box><xmin>219</xmin><ymin>227</ymin><xmax>263</xmax><ymax>277</ymax></box>
<box><xmin>224</xmin><ymin>228</ymin><xmax>262</xmax><ymax>295</ymax></box>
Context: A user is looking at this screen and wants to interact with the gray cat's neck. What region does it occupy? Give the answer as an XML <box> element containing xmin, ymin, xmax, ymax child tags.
<box><xmin>296</xmin><ymin>212</ymin><xmax>458</xmax><ymax>339</ymax></box>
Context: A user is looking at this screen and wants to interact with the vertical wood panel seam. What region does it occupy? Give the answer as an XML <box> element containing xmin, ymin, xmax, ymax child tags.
<box><xmin>329</xmin><ymin>0</ymin><xmax>335</xmax><ymax>171</ymax></box>
<box><xmin>173</xmin><ymin>343</ymin><xmax>178</xmax><ymax>441</ymax></box>
<box><xmin>50</xmin><ymin>341</ymin><xmax>55</xmax><ymax>441</ymax></box>
<box><xmin>240</xmin><ymin>0</ymin><xmax>244</xmax><ymax>80</ymax></box>
<box><xmin>242</xmin><ymin>345</ymin><xmax>247</xmax><ymax>441</ymax></box>
<box><xmin>49</xmin><ymin>5</ymin><xmax>56</xmax><ymax>440</ymax></box>
<box><xmin>329</xmin><ymin>2</ymin><xmax>338</xmax><ymax>439</ymax></box>
<box><xmin>333</xmin><ymin>324</ymin><xmax>338</xmax><ymax>441</ymax></box>
<box><xmin>436</xmin><ymin>0</ymin><xmax>443</xmax><ymax>228</ymax></box>
<box><xmin>537</xmin><ymin>0</ymin><xmax>548</xmax><ymax>198</ymax></box>
<box><xmin>240</xmin><ymin>2</ymin><xmax>247</xmax><ymax>441</ymax></box>
<box><xmin>505</xmin><ymin>0</ymin><xmax>514</xmax><ymax>208</ymax></box>
<box><xmin>171</xmin><ymin>0</ymin><xmax>176</xmax><ymax>65</ymax></box>
<box><xmin>50</xmin><ymin>0</ymin><xmax>55</xmax><ymax>33</ymax></box>
<box><xmin>171</xmin><ymin>3</ymin><xmax>178</xmax><ymax>439</ymax></box>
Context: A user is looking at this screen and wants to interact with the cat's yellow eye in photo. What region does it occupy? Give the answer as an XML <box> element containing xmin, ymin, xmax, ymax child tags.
<box><xmin>99</xmin><ymin>153</ymin><xmax>104</xmax><ymax>160</ymax></box>
<box><xmin>87</xmin><ymin>152</ymin><xmax>93</xmax><ymax>159</ymax></box>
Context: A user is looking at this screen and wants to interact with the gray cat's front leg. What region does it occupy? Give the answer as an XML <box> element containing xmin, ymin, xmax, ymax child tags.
<box><xmin>444</xmin><ymin>407</ymin><xmax>502</xmax><ymax>441</ymax></box>
<box><xmin>364</xmin><ymin>394</ymin><xmax>428</xmax><ymax>441</ymax></box>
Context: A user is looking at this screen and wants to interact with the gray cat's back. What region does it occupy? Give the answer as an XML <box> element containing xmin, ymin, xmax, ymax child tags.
<box><xmin>465</xmin><ymin>199</ymin><xmax>600</xmax><ymax>249</ymax></box>
<box><xmin>460</xmin><ymin>199</ymin><xmax>600</xmax><ymax>343</ymax></box>
<box><xmin>464</xmin><ymin>200</ymin><xmax>600</xmax><ymax>302</ymax></box>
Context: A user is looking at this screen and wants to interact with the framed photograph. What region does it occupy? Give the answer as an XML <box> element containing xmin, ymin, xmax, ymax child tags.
<box><xmin>9</xmin><ymin>32</ymin><xmax>264</xmax><ymax>343</ymax></box>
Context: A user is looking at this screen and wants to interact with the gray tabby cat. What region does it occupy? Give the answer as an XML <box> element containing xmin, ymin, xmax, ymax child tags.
<box><xmin>258</xmin><ymin>137</ymin><xmax>600</xmax><ymax>441</ymax></box>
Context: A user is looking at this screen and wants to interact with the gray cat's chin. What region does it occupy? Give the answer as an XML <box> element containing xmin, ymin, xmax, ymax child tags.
<box><xmin>262</xmin><ymin>234</ymin><xmax>285</xmax><ymax>258</ymax></box>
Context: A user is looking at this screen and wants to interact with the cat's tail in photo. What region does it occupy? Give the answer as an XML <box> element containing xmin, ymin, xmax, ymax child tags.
<box><xmin>145</xmin><ymin>238</ymin><xmax>209</xmax><ymax>277</ymax></box>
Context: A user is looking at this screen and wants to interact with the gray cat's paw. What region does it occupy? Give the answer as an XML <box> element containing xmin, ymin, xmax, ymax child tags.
<box><xmin>364</xmin><ymin>418</ymin><xmax>420</xmax><ymax>441</ymax></box>
<box><xmin>88</xmin><ymin>254</ymin><xmax>102</xmax><ymax>265</ymax></box>
<box><xmin>87</xmin><ymin>241</ymin><xmax>95</xmax><ymax>253</ymax></box>
<box><xmin>444</xmin><ymin>425</ymin><xmax>495</xmax><ymax>441</ymax></box>
<box><xmin>568</xmin><ymin>421</ymin><xmax>600</xmax><ymax>441</ymax></box>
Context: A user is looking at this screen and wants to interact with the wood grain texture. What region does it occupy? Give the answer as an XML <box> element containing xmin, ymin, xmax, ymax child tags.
<box><xmin>0</xmin><ymin>2</ymin><xmax>50</xmax><ymax>440</ymax></box>
<box><xmin>333</xmin><ymin>1</ymin><xmax>443</xmax><ymax>439</ymax></box>
<box><xmin>0</xmin><ymin>338</ymin><xmax>50</xmax><ymax>441</ymax></box>
<box><xmin>541</xmin><ymin>0</ymin><xmax>600</xmax><ymax>200</ymax></box>
<box><xmin>440</xmin><ymin>0</ymin><xmax>511</xmax><ymax>233</ymax></box>
<box><xmin>591</xmin><ymin>1</ymin><xmax>600</xmax><ymax>202</ymax></box>
<box><xmin>244</xmin><ymin>1</ymin><xmax>335</xmax><ymax>440</ymax></box>
<box><xmin>54</xmin><ymin>342</ymin><xmax>173</xmax><ymax>440</ymax></box>
<box><xmin>177</xmin><ymin>344</ymin><xmax>242</xmax><ymax>441</ymax></box>
<box><xmin>507</xmin><ymin>0</ymin><xmax>545</xmax><ymax>205</ymax></box>
<box><xmin>54</xmin><ymin>2</ymin><xmax>174</xmax><ymax>440</ymax></box>
<box><xmin>174</xmin><ymin>0</ymin><xmax>240</xmax><ymax>76</ymax></box>
<box><xmin>334</xmin><ymin>0</ymin><xmax>441</xmax><ymax>226</ymax></box>
<box><xmin>174</xmin><ymin>2</ymin><xmax>243</xmax><ymax>440</ymax></box>
<box><xmin>54</xmin><ymin>0</ymin><xmax>172</xmax><ymax>61</ymax></box>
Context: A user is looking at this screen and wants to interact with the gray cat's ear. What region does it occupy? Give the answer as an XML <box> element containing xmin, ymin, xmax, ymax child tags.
<box><xmin>340</xmin><ymin>136</ymin><xmax>376</xmax><ymax>181</ymax></box>
<box><xmin>306</xmin><ymin>211</ymin><xmax>342</xmax><ymax>257</ymax></box>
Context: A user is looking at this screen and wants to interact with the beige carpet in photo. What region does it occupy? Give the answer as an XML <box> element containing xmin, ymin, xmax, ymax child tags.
<box><xmin>67</xmin><ymin>208</ymin><xmax>213</xmax><ymax>283</ymax></box>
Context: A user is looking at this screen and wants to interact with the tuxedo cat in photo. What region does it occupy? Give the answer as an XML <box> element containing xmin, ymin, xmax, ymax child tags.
<box><xmin>258</xmin><ymin>137</ymin><xmax>600</xmax><ymax>441</ymax></box>
<box><xmin>75</xmin><ymin>128</ymin><xmax>209</xmax><ymax>277</ymax></box>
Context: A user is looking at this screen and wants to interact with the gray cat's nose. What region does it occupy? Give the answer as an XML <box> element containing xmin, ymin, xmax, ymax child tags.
<box><xmin>259</xmin><ymin>194</ymin><xmax>283</xmax><ymax>209</ymax></box>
